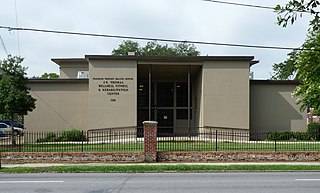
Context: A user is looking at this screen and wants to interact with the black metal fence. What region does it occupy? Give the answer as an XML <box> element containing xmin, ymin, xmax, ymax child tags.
<box><xmin>1</xmin><ymin>127</ymin><xmax>320</xmax><ymax>152</ymax></box>
<box><xmin>0</xmin><ymin>127</ymin><xmax>143</xmax><ymax>152</ymax></box>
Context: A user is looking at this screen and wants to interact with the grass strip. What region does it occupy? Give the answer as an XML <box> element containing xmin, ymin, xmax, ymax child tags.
<box><xmin>1</xmin><ymin>165</ymin><xmax>320</xmax><ymax>173</ymax></box>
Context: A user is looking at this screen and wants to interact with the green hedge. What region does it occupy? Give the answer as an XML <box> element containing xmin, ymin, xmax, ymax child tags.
<box><xmin>267</xmin><ymin>122</ymin><xmax>320</xmax><ymax>141</ymax></box>
<box><xmin>267</xmin><ymin>131</ymin><xmax>310</xmax><ymax>141</ymax></box>
<box><xmin>307</xmin><ymin>122</ymin><xmax>320</xmax><ymax>140</ymax></box>
<box><xmin>37</xmin><ymin>129</ymin><xmax>85</xmax><ymax>142</ymax></box>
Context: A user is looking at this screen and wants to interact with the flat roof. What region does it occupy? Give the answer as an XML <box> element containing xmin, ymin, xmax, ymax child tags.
<box><xmin>250</xmin><ymin>80</ymin><xmax>300</xmax><ymax>85</ymax></box>
<box><xmin>52</xmin><ymin>55</ymin><xmax>258</xmax><ymax>66</ymax></box>
<box><xmin>85</xmin><ymin>55</ymin><xmax>254</xmax><ymax>61</ymax></box>
<box><xmin>28</xmin><ymin>78</ymin><xmax>89</xmax><ymax>83</ymax></box>
<box><xmin>51</xmin><ymin>58</ymin><xmax>87</xmax><ymax>66</ymax></box>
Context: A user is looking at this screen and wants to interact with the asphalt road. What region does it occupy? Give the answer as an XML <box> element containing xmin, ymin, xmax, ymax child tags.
<box><xmin>1</xmin><ymin>172</ymin><xmax>320</xmax><ymax>193</ymax></box>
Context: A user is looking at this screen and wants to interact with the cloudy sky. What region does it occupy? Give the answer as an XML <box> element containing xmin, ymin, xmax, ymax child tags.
<box><xmin>0</xmin><ymin>0</ymin><xmax>311</xmax><ymax>79</ymax></box>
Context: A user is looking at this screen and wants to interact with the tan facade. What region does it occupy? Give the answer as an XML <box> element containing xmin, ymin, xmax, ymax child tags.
<box><xmin>88</xmin><ymin>59</ymin><xmax>137</xmax><ymax>129</ymax></box>
<box><xmin>250</xmin><ymin>80</ymin><xmax>307</xmax><ymax>132</ymax></box>
<box><xmin>201</xmin><ymin>61</ymin><xmax>250</xmax><ymax>129</ymax></box>
<box><xmin>24</xmin><ymin>56</ymin><xmax>307</xmax><ymax>133</ymax></box>
<box><xmin>25</xmin><ymin>80</ymin><xmax>89</xmax><ymax>132</ymax></box>
<box><xmin>52</xmin><ymin>58</ymin><xmax>88</xmax><ymax>79</ymax></box>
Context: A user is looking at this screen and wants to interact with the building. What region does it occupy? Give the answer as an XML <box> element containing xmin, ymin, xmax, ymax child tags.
<box><xmin>25</xmin><ymin>55</ymin><xmax>307</xmax><ymax>133</ymax></box>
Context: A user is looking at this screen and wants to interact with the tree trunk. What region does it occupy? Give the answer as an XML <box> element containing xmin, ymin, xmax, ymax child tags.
<box><xmin>11</xmin><ymin>114</ymin><xmax>16</xmax><ymax>146</ymax></box>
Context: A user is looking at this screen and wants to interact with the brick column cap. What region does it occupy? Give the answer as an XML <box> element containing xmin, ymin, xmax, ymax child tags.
<box><xmin>143</xmin><ymin>121</ymin><xmax>158</xmax><ymax>125</ymax></box>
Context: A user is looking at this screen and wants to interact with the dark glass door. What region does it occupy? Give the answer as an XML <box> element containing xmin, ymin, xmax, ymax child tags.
<box><xmin>156</xmin><ymin>109</ymin><xmax>173</xmax><ymax>134</ymax></box>
<box><xmin>155</xmin><ymin>82</ymin><xmax>174</xmax><ymax>133</ymax></box>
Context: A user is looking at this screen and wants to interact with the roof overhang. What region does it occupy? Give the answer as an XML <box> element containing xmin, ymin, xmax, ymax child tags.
<box><xmin>51</xmin><ymin>58</ymin><xmax>87</xmax><ymax>66</ymax></box>
<box><xmin>85</xmin><ymin>55</ymin><xmax>255</xmax><ymax>63</ymax></box>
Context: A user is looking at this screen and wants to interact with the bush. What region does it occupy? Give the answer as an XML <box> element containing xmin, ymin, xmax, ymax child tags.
<box><xmin>267</xmin><ymin>131</ymin><xmax>310</xmax><ymax>141</ymax></box>
<box><xmin>307</xmin><ymin>122</ymin><xmax>320</xmax><ymax>140</ymax></box>
<box><xmin>37</xmin><ymin>129</ymin><xmax>85</xmax><ymax>142</ymax></box>
<box><xmin>36</xmin><ymin>132</ymin><xmax>59</xmax><ymax>142</ymax></box>
<box><xmin>60</xmin><ymin>129</ymin><xmax>85</xmax><ymax>141</ymax></box>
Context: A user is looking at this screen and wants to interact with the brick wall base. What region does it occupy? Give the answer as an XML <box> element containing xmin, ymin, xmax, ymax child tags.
<box><xmin>157</xmin><ymin>151</ymin><xmax>320</xmax><ymax>162</ymax></box>
<box><xmin>1</xmin><ymin>152</ymin><xmax>145</xmax><ymax>164</ymax></box>
<box><xmin>2</xmin><ymin>151</ymin><xmax>320</xmax><ymax>164</ymax></box>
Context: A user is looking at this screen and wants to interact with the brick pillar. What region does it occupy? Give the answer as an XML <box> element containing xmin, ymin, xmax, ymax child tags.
<box><xmin>143</xmin><ymin>121</ymin><xmax>158</xmax><ymax>162</ymax></box>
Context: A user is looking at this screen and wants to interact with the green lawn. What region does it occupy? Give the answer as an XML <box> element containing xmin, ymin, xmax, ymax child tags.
<box><xmin>2</xmin><ymin>164</ymin><xmax>320</xmax><ymax>173</ymax></box>
<box><xmin>1</xmin><ymin>140</ymin><xmax>320</xmax><ymax>152</ymax></box>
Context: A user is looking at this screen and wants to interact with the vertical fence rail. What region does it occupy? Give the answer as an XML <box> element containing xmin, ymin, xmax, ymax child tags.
<box><xmin>1</xmin><ymin>128</ymin><xmax>320</xmax><ymax>152</ymax></box>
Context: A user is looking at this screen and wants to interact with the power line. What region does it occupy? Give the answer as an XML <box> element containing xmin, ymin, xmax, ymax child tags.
<box><xmin>0</xmin><ymin>35</ymin><xmax>8</xmax><ymax>55</ymax></box>
<box><xmin>202</xmin><ymin>0</ymin><xmax>274</xmax><ymax>10</ymax></box>
<box><xmin>203</xmin><ymin>0</ymin><xmax>308</xmax><ymax>13</ymax></box>
<box><xmin>0</xmin><ymin>25</ymin><xmax>310</xmax><ymax>51</ymax></box>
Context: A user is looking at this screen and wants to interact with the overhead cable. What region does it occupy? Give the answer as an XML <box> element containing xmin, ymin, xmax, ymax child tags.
<box><xmin>0</xmin><ymin>25</ymin><xmax>312</xmax><ymax>51</ymax></box>
<box><xmin>0</xmin><ymin>35</ymin><xmax>8</xmax><ymax>55</ymax></box>
<box><xmin>203</xmin><ymin>0</ymin><xmax>308</xmax><ymax>13</ymax></box>
<box><xmin>202</xmin><ymin>0</ymin><xmax>274</xmax><ymax>10</ymax></box>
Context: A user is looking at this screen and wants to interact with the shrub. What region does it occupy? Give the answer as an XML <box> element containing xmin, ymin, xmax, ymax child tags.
<box><xmin>36</xmin><ymin>132</ymin><xmax>59</xmax><ymax>142</ymax></box>
<box><xmin>37</xmin><ymin>129</ymin><xmax>85</xmax><ymax>142</ymax></box>
<box><xmin>307</xmin><ymin>122</ymin><xmax>320</xmax><ymax>140</ymax></box>
<box><xmin>292</xmin><ymin>132</ymin><xmax>310</xmax><ymax>140</ymax></box>
<box><xmin>60</xmin><ymin>129</ymin><xmax>85</xmax><ymax>141</ymax></box>
<box><xmin>267</xmin><ymin>131</ymin><xmax>311</xmax><ymax>141</ymax></box>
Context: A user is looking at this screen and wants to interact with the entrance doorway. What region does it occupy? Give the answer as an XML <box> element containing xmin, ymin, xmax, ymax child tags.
<box><xmin>137</xmin><ymin>64</ymin><xmax>200</xmax><ymax>135</ymax></box>
<box><xmin>138</xmin><ymin>81</ymin><xmax>192</xmax><ymax>133</ymax></box>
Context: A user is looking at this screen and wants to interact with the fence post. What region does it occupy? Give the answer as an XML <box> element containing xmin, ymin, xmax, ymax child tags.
<box><xmin>143</xmin><ymin>121</ymin><xmax>158</xmax><ymax>162</ymax></box>
<box><xmin>81</xmin><ymin>130</ymin><xmax>84</xmax><ymax>152</ymax></box>
<box><xmin>274</xmin><ymin>131</ymin><xmax>277</xmax><ymax>152</ymax></box>
<box><xmin>215</xmin><ymin>130</ymin><xmax>218</xmax><ymax>151</ymax></box>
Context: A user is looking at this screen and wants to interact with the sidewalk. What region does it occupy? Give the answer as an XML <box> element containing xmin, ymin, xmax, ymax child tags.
<box><xmin>3</xmin><ymin>162</ymin><xmax>320</xmax><ymax>168</ymax></box>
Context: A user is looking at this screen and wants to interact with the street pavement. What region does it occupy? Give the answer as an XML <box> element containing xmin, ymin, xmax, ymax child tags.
<box><xmin>1</xmin><ymin>172</ymin><xmax>320</xmax><ymax>193</ymax></box>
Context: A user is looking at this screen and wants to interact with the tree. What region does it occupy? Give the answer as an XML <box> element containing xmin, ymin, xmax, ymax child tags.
<box><xmin>274</xmin><ymin>1</ymin><xmax>320</xmax><ymax>114</ymax></box>
<box><xmin>272</xmin><ymin>29</ymin><xmax>320</xmax><ymax>112</ymax></box>
<box><xmin>112</xmin><ymin>40</ymin><xmax>200</xmax><ymax>56</ymax></box>
<box><xmin>112</xmin><ymin>40</ymin><xmax>141</xmax><ymax>56</ymax></box>
<box><xmin>271</xmin><ymin>50</ymin><xmax>298</xmax><ymax>80</ymax></box>
<box><xmin>275</xmin><ymin>0</ymin><xmax>320</xmax><ymax>30</ymax></box>
<box><xmin>0</xmin><ymin>55</ymin><xmax>36</xmax><ymax>144</ymax></box>
<box><xmin>41</xmin><ymin>72</ymin><xmax>59</xmax><ymax>79</ymax></box>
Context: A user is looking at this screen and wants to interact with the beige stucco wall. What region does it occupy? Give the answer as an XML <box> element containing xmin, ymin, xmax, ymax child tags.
<box><xmin>25</xmin><ymin>81</ymin><xmax>89</xmax><ymax>132</ymax></box>
<box><xmin>194</xmin><ymin>67</ymin><xmax>203</xmax><ymax>128</ymax></box>
<box><xmin>59</xmin><ymin>62</ymin><xmax>89</xmax><ymax>78</ymax></box>
<box><xmin>202</xmin><ymin>61</ymin><xmax>250</xmax><ymax>129</ymax></box>
<box><xmin>250</xmin><ymin>81</ymin><xmax>307</xmax><ymax>132</ymax></box>
<box><xmin>88</xmin><ymin>59</ymin><xmax>137</xmax><ymax>129</ymax></box>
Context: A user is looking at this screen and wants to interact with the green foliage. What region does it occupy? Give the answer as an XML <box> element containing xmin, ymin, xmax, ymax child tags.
<box><xmin>3</xmin><ymin>165</ymin><xmax>320</xmax><ymax>173</ymax></box>
<box><xmin>275</xmin><ymin>0</ymin><xmax>320</xmax><ymax>31</ymax></box>
<box><xmin>271</xmin><ymin>51</ymin><xmax>298</xmax><ymax>80</ymax></box>
<box><xmin>36</xmin><ymin>132</ymin><xmax>58</xmax><ymax>142</ymax></box>
<box><xmin>37</xmin><ymin>129</ymin><xmax>85</xmax><ymax>142</ymax></box>
<box><xmin>272</xmin><ymin>29</ymin><xmax>320</xmax><ymax>112</ymax></box>
<box><xmin>307</xmin><ymin>122</ymin><xmax>320</xmax><ymax>140</ymax></box>
<box><xmin>112</xmin><ymin>40</ymin><xmax>200</xmax><ymax>56</ymax></box>
<box><xmin>41</xmin><ymin>72</ymin><xmax>59</xmax><ymax>79</ymax></box>
<box><xmin>112</xmin><ymin>40</ymin><xmax>141</xmax><ymax>56</ymax></box>
<box><xmin>0</xmin><ymin>55</ymin><xmax>36</xmax><ymax>118</ymax></box>
<box><xmin>313</xmin><ymin>108</ymin><xmax>320</xmax><ymax>115</ymax></box>
<box><xmin>60</xmin><ymin>129</ymin><xmax>85</xmax><ymax>141</ymax></box>
<box><xmin>267</xmin><ymin>131</ymin><xmax>310</xmax><ymax>141</ymax></box>
<box><xmin>2</xmin><ymin>164</ymin><xmax>320</xmax><ymax>173</ymax></box>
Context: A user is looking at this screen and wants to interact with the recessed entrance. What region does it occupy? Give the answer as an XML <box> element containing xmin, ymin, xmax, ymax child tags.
<box><xmin>138</xmin><ymin>64</ymin><xmax>201</xmax><ymax>134</ymax></box>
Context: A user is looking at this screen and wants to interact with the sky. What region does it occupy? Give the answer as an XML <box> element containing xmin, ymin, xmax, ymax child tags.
<box><xmin>0</xmin><ymin>0</ymin><xmax>311</xmax><ymax>79</ymax></box>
